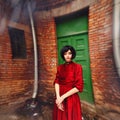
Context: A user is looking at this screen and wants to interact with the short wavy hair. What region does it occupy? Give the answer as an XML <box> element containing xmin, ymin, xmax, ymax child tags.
<box><xmin>60</xmin><ymin>45</ymin><xmax>76</xmax><ymax>60</ymax></box>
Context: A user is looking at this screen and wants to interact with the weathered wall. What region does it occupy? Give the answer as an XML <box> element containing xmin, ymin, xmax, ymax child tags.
<box><xmin>0</xmin><ymin>22</ymin><xmax>34</xmax><ymax>105</ymax></box>
<box><xmin>35</xmin><ymin>17</ymin><xmax>57</xmax><ymax>103</ymax></box>
<box><xmin>89</xmin><ymin>0</ymin><xmax>120</xmax><ymax>118</ymax></box>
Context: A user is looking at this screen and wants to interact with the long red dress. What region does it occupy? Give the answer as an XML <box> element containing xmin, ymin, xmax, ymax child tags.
<box><xmin>53</xmin><ymin>61</ymin><xmax>84</xmax><ymax>120</ymax></box>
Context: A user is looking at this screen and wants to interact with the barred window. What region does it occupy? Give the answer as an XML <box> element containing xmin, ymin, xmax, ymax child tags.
<box><xmin>8</xmin><ymin>27</ymin><xmax>27</xmax><ymax>59</ymax></box>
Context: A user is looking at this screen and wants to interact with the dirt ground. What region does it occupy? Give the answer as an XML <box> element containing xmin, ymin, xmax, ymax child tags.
<box><xmin>0</xmin><ymin>100</ymin><xmax>53</xmax><ymax>120</ymax></box>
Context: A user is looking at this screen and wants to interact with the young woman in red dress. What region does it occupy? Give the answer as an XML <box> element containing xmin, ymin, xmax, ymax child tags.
<box><xmin>53</xmin><ymin>45</ymin><xmax>84</xmax><ymax>120</ymax></box>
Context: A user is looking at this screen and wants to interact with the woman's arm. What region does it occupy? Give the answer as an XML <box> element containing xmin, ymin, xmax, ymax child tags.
<box><xmin>55</xmin><ymin>83</ymin><xmax>64</xmax><ymax>111</ymax></box>
<box><xmin>62</xmin><ymin>87</ymin><xmax>79</xmax><ymax>99</ymax></box>
<box><xmin>55</xmin><ymin>83</ymin><xmax>60</xmax><ymax>99</ymax></box>
<box><xmin>56</xmin><ymin>87</ymin><xmax>79</xmax><ymax>106</ymax></box>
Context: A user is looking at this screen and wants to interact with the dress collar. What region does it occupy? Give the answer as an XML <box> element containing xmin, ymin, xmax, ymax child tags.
<box><xmin>64</xmin><ymin>61</ymin><xmax>73</xmax><ymax>65</ymax></box>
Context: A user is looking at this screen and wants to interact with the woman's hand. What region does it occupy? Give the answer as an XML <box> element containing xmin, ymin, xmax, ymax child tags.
<box><xmin>57</xmin><ymin>103</ymin><xmax>64</xmax><ymax>111</ymax></box>
<box><xmin>56</xmin><ymin>96</ymin><xmax>64</xmax><ymax>111</ymax></box>
<box><xmin>56</xmin><ymin>96</ymin><xmax>64</xmax><ymax>105</ymax></box>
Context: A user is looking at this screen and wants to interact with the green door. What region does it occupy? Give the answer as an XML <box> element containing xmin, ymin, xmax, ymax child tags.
<box><xmin>56</xmin><ymin>14</ymin><xmax>94</xmax><ymax>104</ymax></box>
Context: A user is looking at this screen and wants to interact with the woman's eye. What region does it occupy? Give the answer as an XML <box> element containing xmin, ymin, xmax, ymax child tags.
<box><xmin>64</xmin><ymin>53</ymin><xmax>67</xmax><ymax>55</ymax></box>
<box><xmin>68</xmin><ymin>52</ymin><xmax>72</xmax><ymax>55</ymax></box>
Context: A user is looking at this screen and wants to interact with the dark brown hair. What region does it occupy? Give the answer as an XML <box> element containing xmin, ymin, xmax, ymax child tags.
<box><xmin>60</xmin><ymin>45</ymin><xmax>76</xmax><ymax>60</ymax></box>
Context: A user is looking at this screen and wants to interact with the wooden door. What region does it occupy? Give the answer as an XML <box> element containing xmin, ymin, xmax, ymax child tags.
<box><xmin>56</xmin><ymin>13</ymin><xmax>94</xmax><ymax>103</ymax></box>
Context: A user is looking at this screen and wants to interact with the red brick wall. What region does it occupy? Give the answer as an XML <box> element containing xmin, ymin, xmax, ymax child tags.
<box><xmin>0</xmin><ymin>23</ymin><xmax>34</xmax><ymax>105</ymax></box>
<box><xmin>35</xmin><ymin>17</ymin><xmax>57</xmax><ymax>103</ymax></box>
<box><xmin>0</xmin><ymin>10</ymin><xmax>57</xmax><ymax>106</ymax></box>
<box><xmin>89</xmin><ymin>0</ymin><xmax>120</xmax><ymax>110</ymax></box>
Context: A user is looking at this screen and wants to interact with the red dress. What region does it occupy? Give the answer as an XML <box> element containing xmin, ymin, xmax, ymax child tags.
<box><xmin>53</xmin><ymin>61</ymin><xmax>84</xmax><ymax>120</ymax></box>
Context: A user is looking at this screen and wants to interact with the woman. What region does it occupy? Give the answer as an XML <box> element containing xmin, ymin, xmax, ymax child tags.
<box><xmin>53</xmin><ymin>45</ymin><xmax>84</xmax><ymax>120</ymax></box>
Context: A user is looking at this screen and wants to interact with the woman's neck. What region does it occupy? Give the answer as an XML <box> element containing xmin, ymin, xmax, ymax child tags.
<box><xmin>65</xmin><ymin>61</ymin><xmax>72</xmax><ymax>64</ymax></box>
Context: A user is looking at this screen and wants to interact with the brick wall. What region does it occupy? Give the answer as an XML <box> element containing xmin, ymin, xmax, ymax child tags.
<box><xmin>35</xmin><ymin>17</ymin><xmax>57</xmax><ymax>103</ymax></box>
<box><xmin>0</xmin><ymin>22</ymin><xmax>34</xmax><ymax>105</ymax></box>
<box><xmin>0</xmin><ymin>4</ymin><xmax>58</xmax><ymax>106</ymax></box>
<box><xmin>89</xmin><ymin>0</ymin><xmax>120</xmax><ymax>112</ymax></box>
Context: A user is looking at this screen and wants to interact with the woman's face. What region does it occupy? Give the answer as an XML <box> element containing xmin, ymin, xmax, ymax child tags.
<box><xmin>64</xmin><ymin>50</ymin><xmax>72</xmax><ymax>62</ymax></box>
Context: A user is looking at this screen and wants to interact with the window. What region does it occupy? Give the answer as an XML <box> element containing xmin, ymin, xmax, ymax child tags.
<box><xmin>8</xmin><ymin>27</ymin><xmax>27</xmax><ymax>59</ymax></box>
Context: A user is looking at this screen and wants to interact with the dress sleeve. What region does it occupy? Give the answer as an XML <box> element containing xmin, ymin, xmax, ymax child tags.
<box><xmin>74</xmin><ymin>64</ymin><xmax>84</xmax><ymax>92</ymax></box>
<box><xmin>53</xmin><ymin>66</ymin><xmax>60</xmax><ymax>85</ymax></box>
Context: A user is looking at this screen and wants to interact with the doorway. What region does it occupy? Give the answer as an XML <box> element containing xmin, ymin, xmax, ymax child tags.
<box><xmin>56</xmin><ymin>11</ymin><xmax>94</xmax><ymax>104</ymax></box>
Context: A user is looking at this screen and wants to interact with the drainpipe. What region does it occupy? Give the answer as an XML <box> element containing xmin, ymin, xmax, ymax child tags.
<box><xmin>113</xmin><ymin>0</ymin><xmax>120</xmax><ymax>77</ymax></box>
<box><xmin>27</xmin><ymin>0</ymin><xmax>38</xmax><ymax>99</ymax></box>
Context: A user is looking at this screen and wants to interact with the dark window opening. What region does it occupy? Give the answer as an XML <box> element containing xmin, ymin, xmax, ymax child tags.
<box><xmin>8</xmin><ymin>27</ymin><xmax>27</xmax><ymax>59</ymax></box>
